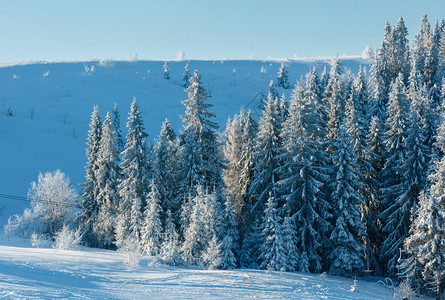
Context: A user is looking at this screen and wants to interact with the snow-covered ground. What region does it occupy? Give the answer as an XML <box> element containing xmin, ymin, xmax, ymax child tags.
<box><xmin>0</xmin><ymin>237</ymin><xmax>400</xmax><ymax>299</ymax></box>
<box><xmin>0</xmin><ymin>57</ymin><xmax>368</xmax><ymax>226</ymax></box>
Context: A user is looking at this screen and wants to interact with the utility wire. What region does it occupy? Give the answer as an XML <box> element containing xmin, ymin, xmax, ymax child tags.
<box><xmin>0</xmin><ymin>193</ymin><xmax>81</xmax><ymax>209</ymax></box>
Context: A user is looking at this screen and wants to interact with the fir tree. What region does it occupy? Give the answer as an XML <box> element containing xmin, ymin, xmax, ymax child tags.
<box><xmin>159</xmin><ymin>210</ymin><xmax>182</xmax><ymax>266</ymax></box>
<box><xmin>329</xmin><ymin>125</ymin><xmax>366</xmax><ymax>277</ymax></box>
<box><xmin>79</xmin><ymin>105</ymin><xmax>102</xmax><ymax>247</ymax></box>
<box><xmin>93</xmin><ymin>112</ymin><xmax>121</xmax><ymax>249</ymax></box>
<box><xmin>249</xmin><ymin>96</ymin><xmax>282</xmax><ymax>214</ymax></box>
<box><xmin>152</xmin><ymin>119</ymin><xmax>179</xmax><ymax>221</ymax></box>
<box><xmin>282</xmin><ymin>216</ymin><xmax>300</xmax><ymax>271</ymax></box>
<box><xmin>259</xmin><ymin>195</ymin><xmax>286</xmax><ymax>271</ymax></box>
<box><xmin>141</xmin><ymin>180</ymin><xmax>163</xmax><ymax>256</ymax></box>
<box><xmin>112</xmin><ymin>103</ymin><xmax>124</xmax><ymax>153</ymax></box>
<box><xmin>118</xmin><ymin>98</ymin><xmax>150</xmax><ymax>243</ymax></box>
<box><xmin>164</xmin><ymin>61</ymin><xmax>170</xmax><ymax>80</ymax></box>
<box><xmin>183</xmin><ymin>63</ymin><xmax>191</xmax><ymax>87</ymax></box>
<box><xmin>202</xmin><ymin>234</ymin><xmax>223</xmax><ymax>270</ymax></box>
<box><xmin>325</xmin><ymin>57</ymin><xmax>344</xmax><ymax>140</ymax></box>
<box><xmin>380</xmin><ymin>73</ymin><xmax>412</xmax><ymax>275</ymax></box>
<box><xmin>220</xmin><ymin>198</ymin><xmax>238</xmax><ymax>269</ymax></box>
<box><xmin>277</xmin><ymin>63</ymin><xmax>290</xmax><ymax>89</ymax></box>
<box><xmin>413</xmin><ymin>15</ymin><xmax>432</xmax><ymax>85</ymax></box>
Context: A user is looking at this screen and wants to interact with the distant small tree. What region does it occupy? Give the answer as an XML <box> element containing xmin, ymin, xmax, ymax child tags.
<box><xmin>164</xmin><ymin>61</ymin><xmax>170</xmax><ymax>80</ymax></box>
<box><xmin>277</xmin><ymin>63</ymin><xmax>290</xmax><ymax>89</ymax></box>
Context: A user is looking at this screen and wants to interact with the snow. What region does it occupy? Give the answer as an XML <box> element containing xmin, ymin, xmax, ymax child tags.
<box><xmin>0</xmin><ymin>237</ymin><xmax>399</xmax><ymax>299</ymax></box>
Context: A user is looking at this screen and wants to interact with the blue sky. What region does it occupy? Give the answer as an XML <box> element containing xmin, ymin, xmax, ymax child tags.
<box><xmin>0</xmin><ymin>0</ymin><xmax>444</xmax><ymax>62</ymax></box>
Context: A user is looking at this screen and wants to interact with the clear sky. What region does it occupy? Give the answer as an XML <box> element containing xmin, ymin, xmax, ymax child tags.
<box><xmin>0</xmin><ymin>0</ymin><xmax>444</xmax><ymax>62</ymax></box>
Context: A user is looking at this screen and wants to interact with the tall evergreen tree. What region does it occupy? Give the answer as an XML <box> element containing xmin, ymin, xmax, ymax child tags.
<box><xmin>159</xmin><ymin>210</ymin><xmax>183</xmax><ymax>266</ymax></box>
<box><xmin>325</xmin><ymin>57</ymin><xmax>344</xmax><ymax>140</ymax></box>
<box><xmin>413</xmin><ymin>15</ymin><xmax>432</xmax><ymax>85</ymax></box>
<box><xmin>152</xmin><ymin>119</ymin><xmax>179</xmax><ymax>221</ymax></box>
<box><xmin>220</xmin><ymin>198</ymin><xmax>238</xmax><ymax>269</ymax></box>
<box><xmin>79</xmin><ymin>105</ymin><xmax>102</xmax><ymax>246</ymax></box>
<box><xmin>94</xmin><ymin>112</ymin><xmax>121</xmax><ymax>249</ymax></box>
<box><xmin>329</xmin><ymin>125</ymin><xmax>366</xmax><ymax>277</ymax></box>
<box><xmin>118</xmin><ymin>98</ymin><xmax>150</xmax><ymax>243</ymax></box>
<box><xmin>380</xmin><ymin>73</ymin><xmax>411</xmax><ymax>275</ymax></box>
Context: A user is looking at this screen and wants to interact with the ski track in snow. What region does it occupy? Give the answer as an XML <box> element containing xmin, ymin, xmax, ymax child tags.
<box><xmin>0</xmin><ymin>238</ymin><xmax>400</xmax><ymax>299</ymax></box>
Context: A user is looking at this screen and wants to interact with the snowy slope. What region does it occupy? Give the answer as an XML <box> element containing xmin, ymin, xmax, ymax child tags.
<box><xmin>0</xmin><ymin>237</ymin><xmax>402</xmax><ymax>299</ymax></box>
<box><xmin>0</xmin><ymin>57</ymin><xmax>368</xmax><ymax>225</ymax></box>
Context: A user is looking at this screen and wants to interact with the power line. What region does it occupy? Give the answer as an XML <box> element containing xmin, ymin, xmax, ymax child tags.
<box><xmin>0</xmin><ymin>193</ymin><xmax>81</xmax><ymax>209</ymax></box>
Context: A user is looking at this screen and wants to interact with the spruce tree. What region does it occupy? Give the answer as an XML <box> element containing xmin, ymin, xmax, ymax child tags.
<box><xmin>159</xmin><ymin>210</ymin><xmax>182</xmax><ymax>266</ymax></box>
<box><xmin>141</xmin><ymin>180</ymin><xmax>163</xmax><ymax>256</ymax></box>
<box><xmin>380</xmin><ymin>73</ymin><xmax>411</xmax><ymax>275</ymax></box>
<box><xmin>79</xmin><ymin>105</ymin><xmax>102</xmax><ymax>247</ymax></box>
<box><xmin>325</xmin><ymin>57</ymin><xmax>344</xmax><ymax>140</ymax></box>
<box><xmin>177</xmin><ymin>70</ymin><xmax>224</xmax><ymax>221</ymax></box>
<box><xmin>259</xmin><ymin>195</ymin><xmax>286</xmax><ymax>271</ymax></box>
<box><xmin>282</xmin><ymin>215</ymin><xmax>299</xmax><ymax>271</ymax></box>
<box><xmin>329</xmin><ymin>125</ymin><xmax>366</xmax><ymax>277</ymax></box>
<box><xmin>183</xmin><ymin>63</ymin><xmax>191</xmax><ymax>87</ymax></box>
<box><xmin>93</xmin><ymin>112</ymin><xmax>121</xmax><ymax>249</ymax></box>
<box><xmin>164</xmin><ymin>61</ymin><xmax>170</xmax><ymax>80</ymax></box>
<box><xmin>112</xmin><ymin>103</ymin><xmax>124</xmax><ymax>153</ymax></box>
<box><xmin>220</xmin><ymin>198</ymin><xmax>238</xmax><ymax>269</ymax></box>
<box><xmin>118</xmin><ymin>98</ymin><xmax>150</xmax><ymax>243</ymax></box>
<box><xmin>152</xmin><ymin>119</ymin><xmax>179</xmax><ymax>221</ymax></box>
<box><xmin>277</xmin><ymin>63</ymin><xmax>290</xmax><ymax>89</ymax></box>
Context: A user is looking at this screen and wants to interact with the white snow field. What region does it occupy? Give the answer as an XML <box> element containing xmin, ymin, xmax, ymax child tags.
<box><xmin>0</xmin><ymin>238</ymin><xmax>399</xmax><ymax>299</ymax></box>
<box><xmin>0</xmin><ymin>57</ymin><xmax>368</xmax><ymax>225</ymax></box>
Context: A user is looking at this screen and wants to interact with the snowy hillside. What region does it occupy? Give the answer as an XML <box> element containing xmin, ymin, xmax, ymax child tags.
<box><xmin>0</xmin><ymin>237</ymin><xmax>399</xmax><ymax>299</ymax></box>
<box><xmin>0</xmin><ymin>57</ymin><xmax>368</xmax><ymax>224</ymax></box>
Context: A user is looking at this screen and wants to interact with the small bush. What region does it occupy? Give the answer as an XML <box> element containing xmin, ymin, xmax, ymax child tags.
<box><xmin>54</xmin><ymin>225</ymin><xmax>82</xmax><ymax>250</ymax></box>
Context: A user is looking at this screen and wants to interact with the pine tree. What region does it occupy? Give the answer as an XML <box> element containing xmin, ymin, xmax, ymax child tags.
<box><xmin>152</xmin><ymin>119</ymin><xmax>178</xmax><ymax>221</ymax></box>
<box><xmin>118</xmin><ymin>98</ymin><xmax>150</xmax><ymax>243</ymax></box>
<box><xmin>183</xmin><ymin>63</ymin><xmax>191</xmax><ymax>87</ymax></box>
<box><xmin>164</xmin><ymin>61</ymin><xmax>170</xmax><ymax>80</ymax></box>
<box><xmin>380</xmin><ymin>73</ymin><xmax>411</xmax><ymax>275</ymax></box>
<box><xmin>329</xmin><ymin>125</ymin><xmax>366</xmax><ymax>277</ymax></box>
<box><xmin>249</xmin><ymin>96</ymin><xmax>282</xmax><ymax>214</ymax></box>
<box><xmin>304</xmin><ymin>68</ymin><xmax>326</xmax><ymax>139</ymax></box>
<box><xmin>177</xmin><ymin>70</ymin><xmax>224</xmax><ymax>214</ymax></box>
<box><xmin>393</xmin><ymin>17</ymin><xmax>411</xmax><ymax>82</ymax></box>
<box><xmin>79</xmin><ymin>105</ymin><xmax>102</xmax><ymax>247</ymax></box>
<box><xmin>413</xmin><ymin>15</ymin><xmax>432</xmax><ymax>85</ymax></box>
<box><xmin>159</xmin><ymin>210</ymin><xmax>182</xmax><ymax>266</ymax></box>
<box><xmin>277</xmin><ymin>79</ymin><xmax>331</xmax><ymax>273</ymax></box>
<box><xmin>223</xmin><ymin>114</ymin><xmax>245</xmax><ymax>216</ymax></box>
<box><xmin>282</xmin><ymin>216</ymin><xmax>299</xmax><ymax>271</ymax></box>
<box><xmin>259</xmin><ymin>195</ymin><xmax>286</xmax><ymax>271</ymax></box>
<box><xmin>325</xmin><ymin>57</ymin><xmax>344</xmax><ymax>140</ymax></box>
<box><xmin>93</xmin><ymin>112</ymin><xmax>121</xmax><ymax>249</ymax></box>
<box><xmin>277</xmin><ymin>63</ymin><xmax>290</xmax><ymax>89</ymax></box>
<box><xmin>141</xmin><ymin>180</ymin><xmax>163</xmax><ymax>256</ymax></box>
<box><xmin>220</xmin><ymin>198</ymin><xmax>238</xmax><ymax>269</ymax></box>
<box><xmin>112</xmin><ymin>103</ymin><xmax>124</xmax><ymax>153</ymax></box>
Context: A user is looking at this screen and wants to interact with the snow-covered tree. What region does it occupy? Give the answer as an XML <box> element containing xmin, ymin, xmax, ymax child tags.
<box><xmin>183</xmin><ymin>63</ymin><xmax>191</xmax><ymax>87</ymax></box>
<box><xmin>141</xmin><ymin>180</ymin><xmax>163</xmax><ymax>256</ymax></box>
<box><xmin>177</xmin><ymin>70</ymin><xmax>224</xmax><ymax>221</ymax></box>
<box><xmin>201</xmin><ymin>234</ymin><xmax>222</xmax><ymax>270</ymax></box>
<box><xmin>249</xmin><ymin>95</ymin><xmax>282</xmax><ymax>214</ymax></box>
<box><xmin>277</xmin><ymin>63</ymin><xmax>290</xmax><ymax>89</ymax></box>
<box><xmin>118</xmin><ymin>98</ymin><xmax>150</xmax><ymax>243</ymax></box>
<box><xmin>163</xmin><ymin>61</ymin><xmax>170</xmax><ymax>80</ymax></box>
<box><xmin>220</xmin><ymin>198</ymin><xmax>238</xmax><ymax>269</ymax></box>
<box><xmin>112</xmin><ymin>103</ymin><xmax>124</xmax><ymax>153</ymax></box>
<box><xmin>28</xmin><ymin>170</ymin><xmax>79</xmax><ymax>237</ymax></box>
<box><xmin>159</xmin><ymin>210</ymin><xmax>182</xmax><ymax>266</ymax></box>
<box><xmin>325</xmin><ymin>57</ymin><xmax>344</xmax><ymax>140</ymax></box>
<box><xmin>329</xmin><ymin>125</ymin><xmax>366</xmax><ymax>277</ymax></box>
<box><xmin>259</xmin><ymin>195</ymin><xmax>286</xmax><ymax>271</ymax></box>
<box><xmin>281</xmin><ymin>216</ymin><xmax>299</xmax><ymax>271</ymax></box>
<box><xmin>380</xmin><ymin>73</ymin><xmax>412</xmax><ymax>275</ymax></box>
<box><xmin>79</xmin><ymin>106</ymin><xmax>102</xmax><ymax>246</ymax></box>
<box><xmin>93</xmin><ymin>112</ymin><xmax>121</xmax><ymax>249</ymax></box>
<box><xmin>152</xmin><ymin>119</ymin><xmax>179</xmax><ymax>221</ymax></box>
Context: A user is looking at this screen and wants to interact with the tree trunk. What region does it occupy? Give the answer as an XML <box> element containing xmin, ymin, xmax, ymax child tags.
<box><xmin>436</xmin><ymin>275</ymin><xmax>441</xmax><ymax>300</ymax></box>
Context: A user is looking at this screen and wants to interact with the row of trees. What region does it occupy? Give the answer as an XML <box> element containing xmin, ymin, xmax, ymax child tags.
<box><xmin>6</xmin><ymin>14</ymin><xmax>445</xmax><ymax>299</ymax></box>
